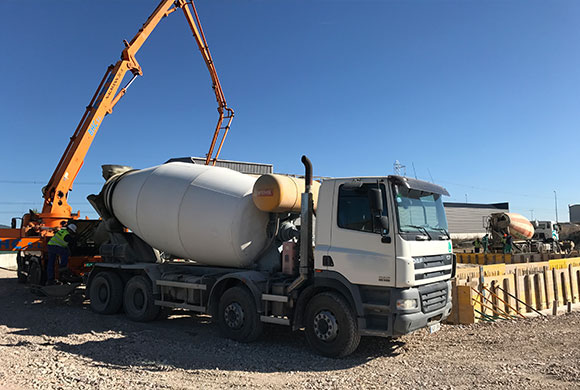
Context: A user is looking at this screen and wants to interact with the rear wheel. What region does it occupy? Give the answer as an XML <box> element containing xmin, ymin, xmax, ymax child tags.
<box><xmin>123</xmin><ymin>275</ymin><xmax>159</xmax><ymax>322</ymax></box>
<box><xmin>89</xmin><ymin>271</ymin><xmax>124</xmax><ymax>314</ymax></box>
<box><xmin>304</xmin><ymin>292</ymin><xmax>360</xmax><ymax>358</ymax></box>
<box><xmin>217</xmin><ymin>286</ymin><xmax>262</xmax><ymax>342</ymax></box>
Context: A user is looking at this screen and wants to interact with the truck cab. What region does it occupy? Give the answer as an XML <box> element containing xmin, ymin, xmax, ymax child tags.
<box><xmin>533</xmin><ymin>220</ymin><xmax>560</xmax><ymax>242</ymax></box>
<box><xmin>313</xmin><ymin>175</ymin><xmax>454</xmax><ymax>338</ymax></box>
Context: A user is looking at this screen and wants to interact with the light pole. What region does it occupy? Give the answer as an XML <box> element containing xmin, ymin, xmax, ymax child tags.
<box><xmin>554</xmin><ymin>190</ymin><xmax>559</xmax><ymax>222</ymax></box>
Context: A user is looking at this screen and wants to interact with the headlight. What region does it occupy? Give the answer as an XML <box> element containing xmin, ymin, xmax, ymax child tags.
<box><xmin>396</xmin><ymin>299</ymin><xmax>418</xmax><ymax>310</ymax></box>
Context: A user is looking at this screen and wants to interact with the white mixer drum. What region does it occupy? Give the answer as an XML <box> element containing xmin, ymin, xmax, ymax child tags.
<box><xmin>107</xmin><ymin>162</ymin><xmax>270</xmax><ymax>268</ymax></box>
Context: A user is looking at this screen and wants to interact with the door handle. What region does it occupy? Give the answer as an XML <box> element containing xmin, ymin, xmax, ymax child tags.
<box><xmin>323</xmin><ymin>255</ymin><xmax>334</xmax><ymax>267</ymax></box>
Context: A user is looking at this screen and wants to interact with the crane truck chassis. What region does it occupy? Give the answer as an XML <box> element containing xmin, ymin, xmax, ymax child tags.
<box><xmin>86</xmin><ymin>156</ymin><xmax>455</xmax><ymax>357</ymax></box>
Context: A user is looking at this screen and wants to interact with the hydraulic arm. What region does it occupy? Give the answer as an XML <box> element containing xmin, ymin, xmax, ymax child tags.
<box><xmin>41</xmin><ymin>0</ymin><xmax>234</xmax><ymax>227</ymax></box>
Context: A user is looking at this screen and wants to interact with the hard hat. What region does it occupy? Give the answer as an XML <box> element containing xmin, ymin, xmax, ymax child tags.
<box><xmin>68</xmin><ymin>224</ymin><xmax>77</xmax><ymax>233</ymax></box>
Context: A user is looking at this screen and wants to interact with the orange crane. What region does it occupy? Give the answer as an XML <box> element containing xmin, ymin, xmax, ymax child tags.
<box><xmin>43</xmin><ymin>0</ymin><xmax>234</xmax><ymax>228</ymax></box>
<box><xmin>0</xmin><ymin>0</ymin><xmax>233</xmax><ymax>282</ymax></box>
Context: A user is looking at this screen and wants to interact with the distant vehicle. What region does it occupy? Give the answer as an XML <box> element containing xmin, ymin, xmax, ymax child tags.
<box><xmin>485</xmin><ymin>212</ymin><xmax>534</xmax><ymax>252</ymax></box>
<box><xmin>532</xmin><ymin>220</ymin><xmax>560</xmax><ymax>242</ymax></box>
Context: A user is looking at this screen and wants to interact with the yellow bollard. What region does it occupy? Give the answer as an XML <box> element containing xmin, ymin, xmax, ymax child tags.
<box><xmin>544</xmin><ymin>266</ymin><xmax>554</xmax><ymax>309</ymax></box>
<box><xmin>569</xmin><ymin>265</ymin><xmax>579</xmax><ymax>304</ymax></box>
<box><xmin>515</xmin><ymin>268</ymin><xmax>525</xmax><ymax>313</ymax></box>
<box><xmin>562</xmin><ymin>270</ymin><xmax>572</xmax><ymax>304</ymax></box>
<box><xmin>524</xmin><ymin>274</ymin><xmax>536</xmax><ymax>312</ymax></box>
<box><xmin>552</xmin><ymin>269</ymin><xmax>561</xmax><ymax>304</ymax></box>
<box><xmin>535</xmin><ymin>273</ymin><xmax>546</xmax><ymax>310</ymax></box>
<box><xmin>505</xmin><ymin>276</ymin><xmax>517</xmax><ymax>313</ymax></box>
<box><xmin>457</xmin><ymin>285</ymin><xmax>478</xmax><ymax>324</ymax></box>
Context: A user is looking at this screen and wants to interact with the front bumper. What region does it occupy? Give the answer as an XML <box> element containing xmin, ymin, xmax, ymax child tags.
<box><xmin>358</xmin><ymin>280</ymin><xmax>452</xmax><ymax>337</ymax></box>
<box><xmin>392</xmin><ymin>300</ymin><xmax>452</xmax><ymax>335</ymax></box>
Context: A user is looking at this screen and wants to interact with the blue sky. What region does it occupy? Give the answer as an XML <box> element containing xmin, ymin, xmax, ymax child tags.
<box><xmin>0</xmin><ymin>0</ymin><xmax>579</xmax><ymax>225</ymax></box>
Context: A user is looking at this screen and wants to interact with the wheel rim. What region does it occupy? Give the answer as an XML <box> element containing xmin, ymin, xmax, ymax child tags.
<box><xmin>224</xmin><ymin>302</ymin><xmax>244</xmax><ymax>329</ymax></box>
<box><xmin>133</xmin><ymin>289</ymin><xmax>145</xmax><ymax>310</ymax></box>
<box><xmin>98</xmin><ymin>283</ymin><xmax>109</xmax><ymax>303</ymax></box>
<box><xmin>314</xmin><ymin>310</ymin><xmax>338</xmax><ymax>342</ymax></box>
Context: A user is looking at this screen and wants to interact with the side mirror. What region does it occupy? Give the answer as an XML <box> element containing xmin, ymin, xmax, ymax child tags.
<box><xmin>11</xmin><ymin>218</ymin><xmax>17</xmax><ymax>229</ymax></box>
<box><xmin>369</xmin><ymin>188</ymin><xmax>383</xmax><ymax>214</ymax></box>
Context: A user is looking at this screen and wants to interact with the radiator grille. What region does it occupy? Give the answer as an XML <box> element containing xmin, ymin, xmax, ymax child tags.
<box><xmin>419</xmin><ymin>282</ymin><xmax>448</xmax><ymax>313</ymax></box>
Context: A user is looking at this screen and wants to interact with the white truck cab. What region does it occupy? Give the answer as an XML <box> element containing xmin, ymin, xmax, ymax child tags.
<box><xmin>313</xmin><ymin>175</ymin><xmax>454</xmax><ymax>338</ymax></box>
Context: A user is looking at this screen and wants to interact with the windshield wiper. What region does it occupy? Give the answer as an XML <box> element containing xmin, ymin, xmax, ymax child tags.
<box><xmin>401</xmin><ymin>225</ymin><xmax>432</xmax><ymax>240</ymax></box>
<box><xmin>431</xmin><ymin>227</ymin><xmax>450</xmax><ymax>239</ymax></box>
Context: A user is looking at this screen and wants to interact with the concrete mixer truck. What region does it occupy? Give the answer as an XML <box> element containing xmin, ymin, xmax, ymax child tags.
<box><xmin>86</xmin><ymin>156</ymin><xmax>455</xmax><ymax>357</ymax></box>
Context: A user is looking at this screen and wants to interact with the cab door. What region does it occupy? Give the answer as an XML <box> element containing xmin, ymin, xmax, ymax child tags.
<box><xmin>324</xmin><ymin>179</ymin><xmax>396</xmax><ymax>287</ymax></box>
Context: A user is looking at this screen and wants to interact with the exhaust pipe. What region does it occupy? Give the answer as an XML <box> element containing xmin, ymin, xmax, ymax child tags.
<box><xmin>287</xmin><ymin>155</ymin><xmax>314</xmax><ymax>294</ymax></box>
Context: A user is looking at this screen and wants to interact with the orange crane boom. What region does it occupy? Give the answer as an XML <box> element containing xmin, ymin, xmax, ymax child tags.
<box><xmin>41</xmin><ymin>0</ymin><xmax>234</xmax><ymax>228</ymax></box>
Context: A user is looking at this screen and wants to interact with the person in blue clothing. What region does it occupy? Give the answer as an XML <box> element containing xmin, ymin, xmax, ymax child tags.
<box><xmin>46</xmin><ymin>224</ymin><xmax>77</xmax><ymax>285</ymax></box>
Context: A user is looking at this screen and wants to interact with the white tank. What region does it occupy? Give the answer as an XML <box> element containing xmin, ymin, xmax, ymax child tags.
<box><xmin>570</xmin><ymin>204</ymin><xmax>580</xmax><ymax>224</ymax></box>
<box><xmin>105</xmin><ymin>162</ymin><xmax>270</xmax><ymax>268</ymax></box>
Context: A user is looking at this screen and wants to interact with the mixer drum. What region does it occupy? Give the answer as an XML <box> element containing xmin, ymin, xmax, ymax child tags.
<box><xmin>104</xmin><ymin>162</ymin><xmax>270</xmax><ymax>268</ymax></box>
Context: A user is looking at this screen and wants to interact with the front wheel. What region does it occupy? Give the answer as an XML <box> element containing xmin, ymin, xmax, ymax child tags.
<box><xmin>217</xmin><ymin>286</ymin><xmax>262</xmax><ymax>342</ymax></box>
<box><xmin>304</xmin><ymin>292</ymin><xmax>360</xmax><ymax>358</ymax></box>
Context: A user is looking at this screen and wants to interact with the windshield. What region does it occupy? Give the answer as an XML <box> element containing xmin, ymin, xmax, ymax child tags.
<box><xmin>394</xmin><ymin>186</ymin><xmax>448</xmax><ymax>233</ymax></box>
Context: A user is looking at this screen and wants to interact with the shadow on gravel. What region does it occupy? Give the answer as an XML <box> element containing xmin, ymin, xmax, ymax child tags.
<box><xmin>0</xmin><ymin>274</ymin><xmax>406</xmax><ymax>373</ymax></box>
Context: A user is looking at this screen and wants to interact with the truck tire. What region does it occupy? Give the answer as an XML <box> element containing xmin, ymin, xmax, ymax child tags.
<box><xmin>304</xmin><ymin>291</ymin><xmax>361</xmax><ymax>358</ymax></box>
<box><xmin>123</xmin><ymin>275</ymin><xmax>159</xmax><ymax>322</ymax></box>
<box><xmin>16</xmin><ymin>253</ymin><xmax>27</xmax><ymax>284</ymax></box>
<box><xmin>17</xmin><ymin>271</ymin><xmax>27</xmax><ymax>284</ymax></box>
<box><xmin>89</xmin><ymin>271</ymin><xmax>124</xmax><ymax>314</ymax></box>
<box><xmin>217</xmin><ymin>286</ymin><xmax>262</xmax><ymax>343</ymax></box>
<box><xmin>27</xmin><ymin>257</ymin><xmax>43</xmax><ymax>286</ymax></box>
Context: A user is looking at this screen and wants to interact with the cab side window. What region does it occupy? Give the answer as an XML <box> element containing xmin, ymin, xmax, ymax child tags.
<box><xmin>337</xmin><ymin>183</ymin><xmax>387</xmax><ymax>234</ymax></box>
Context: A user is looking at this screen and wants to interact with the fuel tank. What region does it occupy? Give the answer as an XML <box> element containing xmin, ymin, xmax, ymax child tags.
<box><xmin>252</xmin><ymin>174</ymin><xmax>320</xmax><ymax>213</ymax></box>
<box><xmin>102</xmin><ymin>162</ymin><xmax>270</xmax><ymax>268</ymax></box>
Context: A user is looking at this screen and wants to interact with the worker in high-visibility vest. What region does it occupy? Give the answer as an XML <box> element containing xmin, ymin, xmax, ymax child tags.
<box><xmin>46</xmin><ymin>224</ymin><xmax>77</xmax><ymax>285</ymax></box>
<box><xmin>473</xmin><ymin>238</ymin><xmax>482</xmax><ymax>253</ymax></box>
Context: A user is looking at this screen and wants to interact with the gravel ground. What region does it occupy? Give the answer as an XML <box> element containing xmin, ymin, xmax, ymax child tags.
<box><xmin>0</xmin><ymin>268</ymin><xmax>578</xmax><ymax>390</ymax></box>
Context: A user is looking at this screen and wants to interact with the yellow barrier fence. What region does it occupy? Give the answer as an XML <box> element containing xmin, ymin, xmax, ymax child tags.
<box><xmin>455</xmin><ymin>252</ymin><xmax>574</xmax><ymax>265</ymax></box>
<box><xmin>448</xmin><ymin>257</ymin><xmax>580</xmax><ymax>324</ymax></box>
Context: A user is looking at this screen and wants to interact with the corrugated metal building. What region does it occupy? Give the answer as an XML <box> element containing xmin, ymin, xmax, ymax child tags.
<box><xmin>444</xmin><ymin>202</ymin><xmax>509</xmax><ymax>236</ymax></box>
<box><xmin>166</xmin><ymin>157</ymin><xmax>273</xmax><ymax>175</ymax></box>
